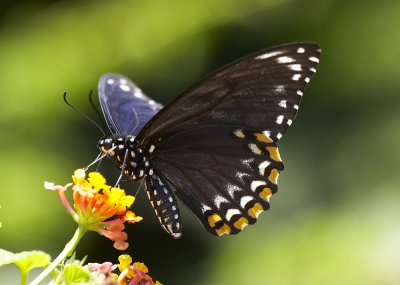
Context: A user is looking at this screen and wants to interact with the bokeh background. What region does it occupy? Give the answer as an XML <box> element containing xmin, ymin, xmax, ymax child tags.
<box><xmin>1</xmin><ymin>0</ymin><xmax>400</xmax><ymax>284</ymax></box>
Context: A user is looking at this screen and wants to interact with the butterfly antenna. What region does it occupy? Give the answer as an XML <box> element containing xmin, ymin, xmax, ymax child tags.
<box><xmin>63</xmin><ymin>91</ymin><xmax>106</xmax><ymax>136</ymax></box>
<box><xmin>84</xmin><ymin>147</ymin><xmax>117</xmax><ymax>170</ymax></box>
<box><xmin>88</xmin><ymin>90</ymin><xmax>109</xmax><ymax>135</ymax></box>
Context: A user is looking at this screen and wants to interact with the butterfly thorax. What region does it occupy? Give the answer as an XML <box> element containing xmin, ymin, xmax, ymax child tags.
<box><xmin>98</xmin><ymin>136</ymin><xmax>153</xmax><ymax>181</ymax></box>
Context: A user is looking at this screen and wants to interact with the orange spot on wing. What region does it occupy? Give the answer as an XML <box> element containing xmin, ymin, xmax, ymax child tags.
<box><xmin>233</xmin><ymin>217</ymin><xmax>249</xmax><ymax>230</ymax></box>
<box><xmin>268</xmin><ymin>169</ymin><xmax>279</xmax><ymax>184</ymax></box>
<box><xmin>259</xmin><ymin>187</ymin><xmax>272</xmax><ymax>201</ymax></box>
<box><xmin>208</xmin><ymin>213</ymin><xmax>222</xmax><ymax>228</ymax></box>
<box><xmin>215</xmin><ymin>223</ymin><xmax>231</xmax><ymax>236</ymax></box>
<box><xmin>248</xmin><ymin>203</ymin><xmax>263</xmax><ymax>218</ymax></box>
<box><xmin>265</xmin><ymin>146</ymin><xmax>281</xmax><ymax>162</ymax></box>
<box><xmin>255</xmin><ymin>133</ymin><xmax>273</xmax><ymax>143</ymax></box>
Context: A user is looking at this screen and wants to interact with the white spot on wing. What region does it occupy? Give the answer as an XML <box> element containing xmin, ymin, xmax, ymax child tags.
<box><xmin>276</xmin><ymin>115</ymin><xmax>284</xmax><ymax>124</ymax></box>
<box><xmin>288</xmin><ymin>64</ymin><xmax>302</xmax><ymax>71</ymax></box>
<box><xmin>305</xmin><ymin>77</ymin><xmax>310</xmax><ymax>83</ymax></box>
<box><xmin>297</xmin><ymin>90</ymin><xmax>303</xmax><ymax>96</ymax></box>
<box><xmin>148</xmin><ymin>145</ymin><xmax>155</xmax><ymax>153</ymax></box>
<box><xmin>255</xmin><ymin>50</ymin><xmax>283</xmax><ymax>60</ymax></box>
<box><xmin>240</xmin><ymin>196</ymin><xmax>253</xmax><ymax>208</ymax></box>
<box><xmin>278</xmin><ymin>100</ymin><xmax>287</xmax><ymax>108</ymax></box>
<box><xmin>274</xmin><ymin>85</ymin><xmax>285</xmax><ymax>93</ymax></box>
<box><xmin>200</xmin><ymin>203</ymin><xmax>212</xmax><ymax>214</ymax></box>
<box><xmin>287</xmin><ymin>119</ymin><xmax>293</xmax><ymax>126</ymax></box>
<box><xmin>214</xmin><ymin>195</ymin><xmax>229</xmax><ymax>209</ymax></box>
<box><xmin>171</xmin><ymin>232</ymin><xmax>181</xmax><ymax>238</ymax></box>
<box><xmin>263</xmin><ymin>130</ymin><xmax>271</xmax><ymax>138</ymax></box>
<box><xmin>248</xmin><ymin>143</ymin><xmax>262</xmax><ymax>154</ymax></box>
<box><xmin>241</xmin><ymin>158</ymin><xmax>254</xmax><ymax>169</ymax></box>
<box><xmin>227</xmin><ymin>184</ymin><xmax>241</xmax><ymax>198</ymax></box>
<box><xmin>234</xmin><ymin>129</ymin><xmax>245</xmax><ymax>138</ymax></box>
<box><xmin>292</xmin><ymin>74</ymin><xmax>301</xmax><ymax>81</ymax></box>
<box><xmin>226</xmin><ymin>209</ymin><xmax>241</xmax><ymax>221</ymax></box>
<box><xmin>277</xmin><ymin>133</ymin><xmax>283</xmax><ymax>140</ymax></box>
<box><xmin>119</xmin><ymin>79</ymin><xmax>127</xmax><ymax>84</ymax></box>
<box><xmin>309</xmin><ymin>67</ymin><xmax>317</xmax><ymax>73</ymax></box>
<box><xmin>294</xmin><ymin>104</ymin><xmax>299</xmax><ymax>110</ymax></box>
<box><xmin>120</xmin><ymin>84</ymin><xmax>130</xmax><ymax>92</ymax></box>
<box><xmin>309</xmin><ymin>56</ymin><xmax>319</xmax><ymax>63</ymax></box>
<box><xmin>258</xmin><ymin>160</ymin><xmax>271</xmax><ymax>175</ymax></box>
<box><xmin>133</xmin><ymin>88</ymin><xmax>144</xmax><ymax>98</ymax></box>
<box><xmin>107</xmin><ymin>78</ymin><xmax>115</xmax><ymax>84</ymax></box>
<box><xmin>297</xmin><ymin>47</ymin><xmax>305</xmax><ymax>53</ymax></box>
<box><xmin>166</xmin><ymin>223</ymin><xmax>173</xmax><ymax>232</ymax></box>
<box><xmin>277</xmin><ymin>56</ymin><xmax>295</xmax><ymax>63</ymax></box>
<box><xmin>251</xmin><ymin>181</ymin><xmax>266</xmax><ymax>192</ymax></box>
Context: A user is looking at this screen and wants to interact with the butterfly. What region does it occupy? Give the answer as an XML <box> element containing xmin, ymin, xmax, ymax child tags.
<box><xmin>97</xmin><ymin>42</ymin><xmax>321</xmax><ymax>238</ymax></box>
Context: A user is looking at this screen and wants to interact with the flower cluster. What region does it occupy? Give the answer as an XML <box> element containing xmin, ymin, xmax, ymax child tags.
<box><xmin>89</xmin><ymin>254</ymin><xmax>163</xmax><ymax>285</ymax></box>
<box><xmin>45</xmin><ymin>169</ymin><xmax>142</xmax><ymax>250</ymax></box>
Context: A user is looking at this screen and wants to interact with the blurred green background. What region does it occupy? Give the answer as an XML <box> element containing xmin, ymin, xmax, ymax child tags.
<box><xmin>1</xmin><ymin>0</ymin><xmax>400</xmax><ymax>284</ymax></box>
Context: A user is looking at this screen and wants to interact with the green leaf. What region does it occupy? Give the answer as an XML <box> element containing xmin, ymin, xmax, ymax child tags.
<box><xmin>52</xmin><ymin>257</ymin><xmax>107</xmax><ymax>285</ymax></box>
<box><xmin>0</xmin><ymin>249</ymin><xmax>51</xmax><ymax>271</ymax></box>
<box><xmin>0</xmin><ymin>248</ymin><xmax>16</xmax><ymax>266</ymax></box>
<box><xmin>14</xmin><ymin>251</ymin><xmax>51</xmax><ymax>272</ymax></box>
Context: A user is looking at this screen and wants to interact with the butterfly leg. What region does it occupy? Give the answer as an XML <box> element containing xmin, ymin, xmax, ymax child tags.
<box><xmin>115</xmin><ymin>149</ymin><xmax>129</xmax><ymax>187</ymax></box>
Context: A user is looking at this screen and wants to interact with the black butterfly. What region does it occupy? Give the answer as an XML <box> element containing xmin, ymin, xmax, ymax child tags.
<box><xmin>97</xmin><ymin>43</ymin><xmax>321</xmax><ymax>238</ymax></box>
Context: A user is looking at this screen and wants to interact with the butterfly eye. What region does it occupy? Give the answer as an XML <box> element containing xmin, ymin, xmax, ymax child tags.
<box><xmin>98</xmin><ymin>138</ymin><xmax>114</xmax><ymax>153</ymax></box>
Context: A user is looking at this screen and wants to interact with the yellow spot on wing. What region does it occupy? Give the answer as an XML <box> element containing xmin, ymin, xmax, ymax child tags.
<box><xmin>208</xmin><ymin>214</ymin><xmax>222</xmax><ymax>228</ymax></box>
<box><xmin>215</xmin><ymin>223</ymin><xmax>231</xmax><ymax>236</ymax></box>
<box><xmin>265</xmin><ymin>146</ymin><xmax>282</xmax><ymax>161</ymax></box>
<box><xmin>255</xmin><ymin>132</ymin><xmax>273</xmax><ymax>143</ymax></box>
<box><xmin>248</xmin><ymin>203</ymin><xmax>263</xmax><ymax>218</ymax></box>
<box><xmin>259</xmin><ymin>187</ymin><xmax>272</xmax><ymax>201</ymax></box>
<box><xmin>233</xmin><ymin>217</ymin><xmax>249</xmax><ymax>230</ymax></box>
<box><xmin>268</xmin><ymin>169</ymin><xmax>279</xmax><ymax>184</ymax></box>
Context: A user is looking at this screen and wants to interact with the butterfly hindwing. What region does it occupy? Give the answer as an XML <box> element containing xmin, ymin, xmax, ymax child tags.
<box><xmin>147</xmin><ymin>125</ymin><xmax>283</xmax><ymax>236</ymax></box>
<box><xmin>98</xmin><ymin>74</ymin><xmax>163</xmax><ymax>136</ymax></box>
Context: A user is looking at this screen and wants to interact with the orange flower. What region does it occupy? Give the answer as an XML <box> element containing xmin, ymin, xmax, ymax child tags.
<box><xmin>45</xmin><ymin>169</ymin><xmax>142</xmax><ymax>250</ymax></box>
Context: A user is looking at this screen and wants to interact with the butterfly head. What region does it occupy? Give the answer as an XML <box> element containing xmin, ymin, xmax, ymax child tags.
<box><xmin>98</xmin><ymin>137</ymin><xmax>116</xmax><ymax>155</ymax></box>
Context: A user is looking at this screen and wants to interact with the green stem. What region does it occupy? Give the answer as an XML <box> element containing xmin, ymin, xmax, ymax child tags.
<box><xmin>20</xmin><ymin>270</ymin><xmax>27</xmax><ymax>285</ymax></box>
<box><xmin>29</xmin><ymin>227</ymin><xmax>87</xmax><ymax>285</ymax></box>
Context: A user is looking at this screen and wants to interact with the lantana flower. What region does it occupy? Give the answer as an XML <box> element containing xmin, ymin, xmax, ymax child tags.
<box><xmin>90</xmin><ymin>254</ymin><xmax>163</xmax><ymax>285</ymax></box>
<box><xmin>45</xmin><ymin>169</ymin><xmax>142</xmax><ymax>250</ymax></box>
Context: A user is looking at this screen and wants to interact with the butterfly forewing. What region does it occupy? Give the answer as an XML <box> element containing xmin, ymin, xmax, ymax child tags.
<box><xmin>98</xmin><ymin>74</ymin><xmax>163</xmax><ymax>136</ymax></box>
<box><xmin>137</xmin><ymin>43</ymin><xmax>320</xmax><ymax>144</ymax></box>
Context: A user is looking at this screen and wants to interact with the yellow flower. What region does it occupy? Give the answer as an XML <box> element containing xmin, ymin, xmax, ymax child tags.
<box><xmin>45</xmin><ymin>169</ymin><xmax>142</xmax><ymax>251</ymax></box>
